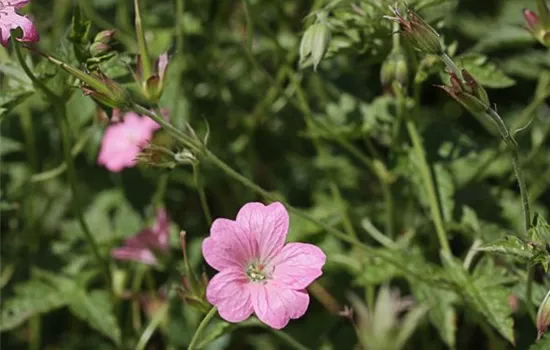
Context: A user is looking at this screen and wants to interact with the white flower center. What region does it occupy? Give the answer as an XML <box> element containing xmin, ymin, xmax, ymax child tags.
<box><xmin>245</xmin><ymin>261</ymin><xmax>273</xmax><ymax>283</ymax></box>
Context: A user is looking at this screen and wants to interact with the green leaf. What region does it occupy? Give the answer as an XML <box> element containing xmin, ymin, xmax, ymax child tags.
<box><xmin>477</xmin><ymin>236</ymin><xmax>535</xmax><ymax>260</ymax></box>
<box><xmin>68</xmin><ymin>290</ymin><xmax>121</xmax><ymax>345</ymax></box>
<box><xmin>530</xmin><ymin>333</ymin><xmax>550</xmax><ymax>350</ymax></box>
<box><xmin>0</xmin><ymin>136</ymin><xmax>23</xmax><ymax>156</ymax></box>
<box><xmin>412</xmin><ymin>283</ymin><xmax>457</xmax><ymax>348</ymax></box>
<box><xmin>441</xmin><ymin>251</ymin><xmax>515</xmax><ymax>344</ymax></box>
<box><xmin>456</xmin><ymin>53</ymin><xmax>516</xmax><ymax>88</ymax></box>
<box><xmin>0</xmin><ymin>278</ymin><xmax>68</xmax><ymax>331</ymax></box>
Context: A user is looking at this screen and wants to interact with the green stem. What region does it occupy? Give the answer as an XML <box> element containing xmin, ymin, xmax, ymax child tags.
<box><xmin>55</xmin><ymin>103</ymin><xmax>112</xmax><ymax>286</ymax></box>
<box><xmin>193</xmin><ymin>164</ymin><xmax>213</xmax><ymax>226</ymax></box>
<box><xmin>175</xmin><ymin>0</ymin><xmax>185</xmax><ymax>55</ymax></box>
<box><xmin>135</xmin><ymin>303</ymin><xmax>169</xmax><ymax>350</ymax></box>
<box><xmin>405</xmin><ymin>117</ymin><xmax>451</xmax><ymax>255</ymax></box>
<box><xmin>526</xmin><ymin>266</ymin><xmax>537</xmax><ymax>323</ymax></box>
<box><xmin>12</xmin><ymin>39</ymin><xmax>111</xmax><ymax>286</ymax></box>
<box><xmin>329</xmin><ymin>183</ymin><xmax>357</xmax><ymax>238</ymax></box>
<box><xmin>269</xmin><ymin>328</ymin><xmax>309</xmax><ymax>350</ymax></box>
<box><xmin>440</xmin><ymin>53</ymin><xmax>463</xmax><ymax>81</ymax></box>
<box><xmin>152</xmin><ymin>172</ymin><xmax>169</xmax><ymax>210</ymax></box>
<box><xmin>134</xmin><ymin>0</ymin><xmax>152</xmax><ymax>79</ymax></box>
<box><xmin>187</xmin><ymin>307</ymin><xmax>218</xmax><ymax>350</ymax></box>
<box><xmin>129</xmin><ymin>105</ymin><xmax>443</xmax><ymax>286</ymax></box>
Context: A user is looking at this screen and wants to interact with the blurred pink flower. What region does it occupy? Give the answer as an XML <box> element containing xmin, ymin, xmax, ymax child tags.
<box><xmin>98</xmin><ymin>112</ymin><xmax>160</xmax><ymax>172</ymax></box>
<box><xmin>202</xmin><ymin>202</ymin><xmax>326</xmax><ymax>329</ymax></box>
<box><xmin>112</xmin><ymin>208</ymin><xmax>170</xmax><ymax>265</ymax></box>
<box><xmin>0</xmin><ymin>0</ymin><xmax>39</xmax><ymax>47</ymax></box>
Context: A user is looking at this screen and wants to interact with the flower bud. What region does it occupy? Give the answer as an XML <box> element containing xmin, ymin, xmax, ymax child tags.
<box><xmin>437</xmin><ymin>69</ymin><xmax>490</xmax><ymax>115</ymax></box>
<box><xmin>537</xmin><ymin>288</ymin><xmax>550</xmax><ymax>339</ymax></box>
<box><xmin>381</xmin><ymin>48</ymin><xmax>409</xmax><ymax>94</ymax></box>
<box><xmin>135</xmin><ymin>143</ymin><xmax>177</xmax><ymax>169</ymax></box>
<box><xmin>41</xmin><ymin>53</ymin><xmax>130</xmax><ymax>109</ymax></box>
<box><xmin>89</xmin><ymin>42</ymin><xmax>110</xmax><ymax>57</ymax></box>
<box><xmin>174</xmin><ymin>149</ymin><xmax>198</xmax><ymax>166</ymax></box>
<box><xmin>524</xmin><ymin>1</ymin><xmax>550</xmax><ymax>47</ymax></box>
<box><xmin>385</xmin><ymin>7</ymin><xmax>443</xmax><ymax>55</ymax></box>
<box><xmin>94</xmin><ymin>29</ymin><xmax>116</xmax><ymax>44</ymax></box>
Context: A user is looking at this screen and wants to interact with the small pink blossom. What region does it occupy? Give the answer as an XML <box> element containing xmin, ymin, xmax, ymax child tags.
<box><xmin>202</xmin><ymin>202</ymin><xmax>326</xmax><ymax>329</ymax></box>
<box><xmin>0</xmin><ymin>0</ymin><xmax>39</xmax><ymax>47</ymax></box>
<box><xmin>112</xmin><ymin>208</ymin><xmax>170</xmax><ymax>265</ymax></box>
<box><xmin>97</xmin><ymin>112</ymin><xmax>160</xmax><ymax>172</ymax></box>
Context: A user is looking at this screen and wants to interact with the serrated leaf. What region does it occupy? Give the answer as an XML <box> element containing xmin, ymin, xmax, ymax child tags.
<box><xmin>458</xmin><ymin>53</ymin><xmax>516</xmax><ymax>88</ymax></box>
<box><xmin>477</xmin><ymin>236</ymin><xmax>535</xmax><ymax>260</ymax></box>
<box><xmin>68</xmin><ymin>290</ymin><xmax>121</xmax><ymax>345</ymax></box>
<box><xmin>441</xmin><ymin>251</ymin><xmax>515</xmax><ymax>344</ymax></box>
<box><xmin>412</xmin><ymin>283</ymin><xmax>457</xmax><ymax>348</ymax></box>
<box><xmin>0</xmin><ymin>279</ymin><xmax>68</xmax><ymax>331</ymax></box>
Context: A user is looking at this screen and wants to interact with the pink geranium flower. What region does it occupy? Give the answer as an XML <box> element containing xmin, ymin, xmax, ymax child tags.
<box><xmin>0</xmin><ymin>0</ymin><xmax>39</xmax><ymax>47</ymax></box>
<box><xmin>98</xmin><ymin>112</ymin><xmax>160</xmax><ymax>172</ymax></box>
<box><xmin>202</xmin><ymin>202</ymin><xmax>326</xmax><ymax>329</ymax></box>
<box><xmin>112</xmin><ymin>208</ymin><xmax>170</xmax><ymax>265</ymax></box>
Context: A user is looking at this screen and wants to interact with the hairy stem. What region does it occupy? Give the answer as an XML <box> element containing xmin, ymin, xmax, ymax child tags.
<box><xmin>193</xmin><ymin>164</ymin><xmax>213</xmax><ymax>226</ymax></box>
<box><xmin>405</xmin><ymin>117</ymin><xmax>452</xmax><ymax>255</ymax></box>
<box><xmin>188</xmin><ymin>307</ymin><xmax>218</xmax><ymax>350</ymax></box>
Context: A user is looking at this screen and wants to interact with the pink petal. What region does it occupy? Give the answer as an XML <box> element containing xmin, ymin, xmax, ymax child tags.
<box><xmin>157</xmin><ymin>52</ymin><xmax>169</xmax><ymax>81</ymax></box>
<box><xmin>250</xmin><ymin>283</ymin><xmax>310</xmax><ymax>329</ymax></box>
<box><xmin>111</xmin><ymin>247</ymin><xmax>157</xmax><ymax>265</ymax></box>
<box><xmin>202</xmin><ymin>218</ymin><xmax>258</xmax><ymax>271</ymax></box>
<box><xmin>271</xmin><ymin>243</ymin><xmax>326</xmax><ymax>289</ymax></box>
<box><xmin>0</xmin><ymin>7</ymin><xmax>39</xmax><ymax>46</ymax></box>
<box><xmin>9</xmin><ymin>1</ymin><xmax>31</xmax><ymax>8</ymax></box>
<box><xmin>150</xmin><ymin>208</ymin><xmax>170</xmax><ymax>250</ymax></box>
<box><xmin>206</xmin><ymin>269</ymin><xmax>254</xmax><ymax>323</ymax></box>
<box><xmin>236</xmin><ymin>202</ymin><xmax>288</xmax><ymax>261</ymax></box>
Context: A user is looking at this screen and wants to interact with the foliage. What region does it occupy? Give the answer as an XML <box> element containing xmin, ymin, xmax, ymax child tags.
<box><xmin>1</xmin><ymin>0</ymin><xmax>550</xmax><ymax>349</ymax></box>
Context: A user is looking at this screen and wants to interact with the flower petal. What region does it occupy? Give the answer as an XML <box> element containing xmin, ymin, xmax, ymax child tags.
<box><xmin>157</xmin><ymin>52</ymin><xmax>169</xmax><ymax>81</ymax></box>
<box><xmin>206</xmin><ymin>269</ymin><xmax>253</xmax><ymax>323</ymax></box>
<box><xmin>0</xmin><ymin>7</ymin><xmax>39</xmax><ymax>45</ymax></box>
<box><xmin>9</xmin><ymin>1</ymin><xmax>31</xmax><ymax>8</ymax></box>
<box><xmin>236</xmin><ymin>202</ymin><xmax>288</xmax><ymax>261</ymax></box>
<box><xmin>202</xmin><ymin>218</ymin><xmax>258</xmax><ymax>271</ymax></box>
<box><xmin>271</xmin><ymin>243</ymin><xmax>326</xmax><ymax>289</ymax></box>
<box><xmin>250</xmin><ymin>283</ymin><xmax>310</xmax><ymax>329</ymax></box>
<box><xmin>111</xmin><ymin>247</ymin><xmax>157</xmax><ymax>265</ymax></box>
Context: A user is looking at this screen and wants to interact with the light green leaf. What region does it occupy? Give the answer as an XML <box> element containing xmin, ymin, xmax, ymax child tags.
<box><xmin>0</xmin><ymin>278</ymin><xmax>67</xmax><ymax>331</ymax></box>
<box><xmin>412</xmin><ymin>283</ymin><xmax>457</xmax><ymax>348</ymax></box>
<box><xmin>68</xmin><ymin>290</ymin><xmax>121</xmax><ymax>345</ymax></box>
<box><xmin>441</xmin><ymin>251</ymin><xmax>515</xmax><ymax>344</ymax></box>
<box><xmin>477</xmin><ymin>236</ymin><xmax>535</xmax><ymax>259</ymax></box>
<box><xmin>0</xmin><ymin>136</ymin><xmax>24</xmax><ymax>156</ymax></box>
<box><xmin>457</xmin><ymin>53</ymin><xmax>516</xmax><ymax>88</ymax></box>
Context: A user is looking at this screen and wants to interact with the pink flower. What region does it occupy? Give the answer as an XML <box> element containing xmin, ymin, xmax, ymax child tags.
<box><xmin>0</xmin><ymin>0</ymin><xmax>39</xmax><ymax>47</ymax></box>
<box><xmin>202</xmin><ymin>202</ymin><xmax>326</xmax><ymax>329</ymax></box>
<box><xmin>112</xmin><ymin>208</ymin><xmax>170</xmax><ymax>265</ymax></box>
<box><xmin>97</xmin><ymin>112</ymin><xmax>160</xmax><ymax>172</ymax></box>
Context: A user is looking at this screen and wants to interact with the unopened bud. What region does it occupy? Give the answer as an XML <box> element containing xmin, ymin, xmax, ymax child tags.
<box><xmin>136</xmin><ymin>143</ymin><xmax>177</xmax><ymax>169</ymax></box>
<box><xmin>462</xmin><ymin>69</ymin><xmax>490</xmax><ymax>107</ymax></box>
<box><xmin>537</xmin><ymin>289</ymin><xmax>550</xmax><ymax>339</ymax></box>
<box><xmin>437</xmin><ymin>69</ymin><xmax>490</xmax><ymax>115</ymax></box>
<box><xmin>174</xmin><ymin>149</ymin><xmax>198</xmax><ymax>166</ymax></box>
<box><xmin>94</xmin><ymin>29</ymin><xmax>116</xmax><ymax>44</ymax></box>
<box><xmin>89</xmin><ymin>42</ymin><xmax>110</xmax><ymax>57</ymax></box>
<box><xmin>524</xmin><ymin>1</ymin><xmax>550</xmax><ymax>47</ymax></box>
<box><xmin>380</xmin><ymin>56</ymin><xmax>397</xmax><ymax>90</ymax></box>
<box><xmin>386</xmin><ymin>7</ymin><xmax>443</xmax><ymax>55</ymax></box>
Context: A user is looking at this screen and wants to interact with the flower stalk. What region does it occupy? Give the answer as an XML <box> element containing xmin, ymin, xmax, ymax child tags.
<box><xmin>187</xmin><ymin>307</ymin><xmax>218</xmax><ymax>350</ymax></box>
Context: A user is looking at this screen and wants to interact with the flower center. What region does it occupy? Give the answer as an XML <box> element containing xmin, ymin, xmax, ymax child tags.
<box><xmin>245</xmin><ymin>261</ymin><xmax>272</xmax><ymax>283</ymax></box>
